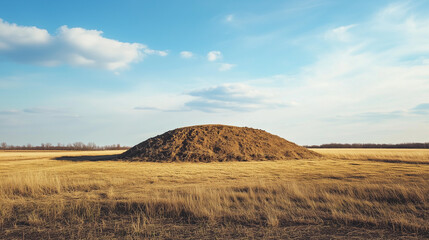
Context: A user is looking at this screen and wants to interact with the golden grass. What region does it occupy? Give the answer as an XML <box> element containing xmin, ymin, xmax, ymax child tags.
<box><xmin>314</xmin><ymin>148</ymin><xmax>429</xmax><ymax>163</ymax></box>
<box><xmin>0</xmin><ymin>149</ymin><xmax>428</xmax><ymax>239</ymax></box>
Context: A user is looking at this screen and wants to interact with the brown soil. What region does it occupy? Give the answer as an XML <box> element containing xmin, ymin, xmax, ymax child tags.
<box><xmin>120</xmin><ymin>125</ymin><xmax>321</xmax><ymax>162</ymax></box>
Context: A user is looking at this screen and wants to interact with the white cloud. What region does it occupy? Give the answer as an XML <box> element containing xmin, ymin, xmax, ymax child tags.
<box><xmin>0</xmin><ymin>19</ymin><xmax>50</xmax><ymax>49</ymax></box>
<box><xmin>143</xmin><ymin>48</ymin><xmax>168</xmax><ymax>56</ymax></box>
<box><xmin>375</xmin><ymin>2</ymin><xmax>411</xmax><ymax>23</ymax></box>
<box><xmin>56</xmin><ymin>26</ymin><xmax>147</xmax><ymax>70</ymax></box>
<box><xmin>218</xmin><ymin>63</ymin><xmax>235</xmax><ymax>71</ymax></box>
<box><xmin>180</xmin><ymin>51</ymin><xmax>193</xmax><ymax>58</ymax></box>
<box><xmin>0</xmin><ymin>19</ymin><xmax>167</xmax><ymax>71</ymax></box>
<box><xmin>325</xmin><ymin>24</ymin><xmax>356</xmax><ymax>42</ymax></box>
<box><xmin>132</xmin><ymin>83</ymin><xmax>290</xmax><ymax>113</ymax></box>
<box><xmin>207</xmin><ymin>51</ymin><xmax>222</xmax><ymax>61</ymax></box>
<box><xmin>289</xmin><ymin>2</ymin><xmax>429</xmax><ymax>125</ymax></box>
<box><xmin>225</xmin><ymin>14</ymin><xmax>234</xmax><ymax>22</ymax></box>
<box><xmin>185</xmin><ymin>83</ymin><xmax>289</xmax><ymax>112</ymax></box>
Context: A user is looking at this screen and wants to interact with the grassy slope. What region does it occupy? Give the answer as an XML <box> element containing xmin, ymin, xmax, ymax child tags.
<box><xmin>0</xmin><ymin>149</ymin><xmax>428</xmax><ymax>239</ymax></box>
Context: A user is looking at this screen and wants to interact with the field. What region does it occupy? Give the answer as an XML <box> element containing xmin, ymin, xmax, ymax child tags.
<box><xmin>0</xmin><ymin>149</ymin><xmax>428</xmax><ymax>239</ymax></box>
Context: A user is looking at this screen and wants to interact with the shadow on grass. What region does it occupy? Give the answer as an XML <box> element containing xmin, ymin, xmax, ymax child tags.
<box><xmin>55</xmin><ymin>154</ymin><xmax>121</xmax><ymax>161</ymax></box>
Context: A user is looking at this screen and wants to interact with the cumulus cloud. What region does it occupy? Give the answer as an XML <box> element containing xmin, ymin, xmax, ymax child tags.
<box><xmin>185</xmin><ymin>83</ymin><xmax>289</xmax><ymax>112</ymax></box>
<box><xmin>0</xmin><ymin>19</ymin><xmax>50</xmax><ymax>49</ymax></box>
<box><xmin>0</xmin><ymin>19</ymin><xmax>167</xmax><ymax>70</ymax></box>
<box><xmin>218</xmin><ymin>63</ymin><xmax>235</xmax><ymax>71</ymax></box>
<box><xmin>180</xmin><ymin>51</ymin><xmax>193</xmax><ymax>58</ymax></box>
<box><xmin>207</xmin><ymin>51</ymin><xmax>222</xmax><ymax>61</ymax></box>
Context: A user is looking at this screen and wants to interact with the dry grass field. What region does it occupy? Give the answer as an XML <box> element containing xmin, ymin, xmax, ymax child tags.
<box><xmin>0</xmin><ymin>149</ymin><xmax>428</xmax><ymax>239</ymax></box>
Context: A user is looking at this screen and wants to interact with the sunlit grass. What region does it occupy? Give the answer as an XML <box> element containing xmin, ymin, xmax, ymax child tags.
<box><xmin>0</xmin><ymin>149</ymin><xmax>428</xmax><ymax>239</ymax></box>
<box><xmin>314</xmin><ymin>148</ymin><xmax>429</xmax><ymax>163</ymax></box>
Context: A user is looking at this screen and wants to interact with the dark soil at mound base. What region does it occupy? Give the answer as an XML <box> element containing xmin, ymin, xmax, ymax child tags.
<box><xmin>120</xmin><ymin>125</ymin><xmax>321</xmax><ymax>162</ymax></box>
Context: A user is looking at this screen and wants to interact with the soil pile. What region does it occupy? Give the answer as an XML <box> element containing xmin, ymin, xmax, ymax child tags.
<box><xmin>120</xmin><ymin>125</ymin><xmax>321</xmax><ymax>162</ymax></box>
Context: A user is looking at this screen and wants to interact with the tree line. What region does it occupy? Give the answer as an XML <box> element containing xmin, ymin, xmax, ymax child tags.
<box><xmin>305</xmin><ymin>143</ymin><xmax>429</xmax><ymax>149</ymax></box>
<box><xmin>2</xmin><ymin>141</ymin><xmax>428</xmax><ymax>150</ymax></box>
<box><xmin>0</xmin><ymin>142</ymin><xmax>129</xmax><ymax>151</ymax></box>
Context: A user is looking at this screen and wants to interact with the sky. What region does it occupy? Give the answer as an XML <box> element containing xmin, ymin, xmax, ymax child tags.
<box><xmin>1</xmin><ymin>0</ymin><xmax>429</xmax><ymax>146</ymax></box>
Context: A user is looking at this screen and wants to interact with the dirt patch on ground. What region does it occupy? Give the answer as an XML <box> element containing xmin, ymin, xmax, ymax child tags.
<box><xmin>120</xmin><ymin>125</ymin><xmax>321</xmax><ymax>162</ymax></box>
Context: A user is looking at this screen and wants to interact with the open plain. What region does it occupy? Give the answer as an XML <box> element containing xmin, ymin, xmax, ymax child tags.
<box><xmin>0</xmin><ymin>149</ymin><xmax>428</xmax><ymax>239</ymax></box>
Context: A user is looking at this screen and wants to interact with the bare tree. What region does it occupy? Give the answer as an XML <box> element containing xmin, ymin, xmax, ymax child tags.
<box><xmin>0</xmin><ymin>142</ymin><xmax>129</xmax><ymax>150</ymax></box>
<box><xmin>87</xmin><ymin>142</ymin><xmax>96</xmax><ymax>150</ymax></box>
<box><xmin>73</xmin><ymin>142</ymin><xmax>84</xmax><ymax>150</ymax></box>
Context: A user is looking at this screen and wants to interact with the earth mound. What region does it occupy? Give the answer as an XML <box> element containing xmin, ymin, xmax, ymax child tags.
<box><xmin>120</xmin><ymin>125</ymin><xmax>321</xmax><ymax>162</ymax></box>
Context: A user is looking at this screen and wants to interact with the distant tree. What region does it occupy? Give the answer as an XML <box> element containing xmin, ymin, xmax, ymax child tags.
<box><xmin>73</xmin><ymin>142</ymin><xmax>84</xmax><ymax>150</ymax></box>
<box><xmin>305</xmin><ymin>142</ymin><xmax>429</xmax><ymax>149</ymax></box>
<box><xmin>0</xmin><ymin>142</ymin><xmax>129</xmax><ymax>150</ymax></box>
<box><xmin>87</xmin><ymin>142</ymin><xmax>97</xmax><ymax>150</ymax></box>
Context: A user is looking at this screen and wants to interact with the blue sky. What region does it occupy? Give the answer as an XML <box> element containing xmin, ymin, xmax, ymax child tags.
<box><xmin>1</xmin><ymin>0</ymin><xmax>428</xmax><ymax>146</ymax></box>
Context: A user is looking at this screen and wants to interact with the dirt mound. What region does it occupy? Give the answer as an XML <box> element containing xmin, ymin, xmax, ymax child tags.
<box><xmin>120</xmin><ymin>125</ymin><xmax>321</xmax><ymax>162</ymax></box>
